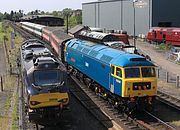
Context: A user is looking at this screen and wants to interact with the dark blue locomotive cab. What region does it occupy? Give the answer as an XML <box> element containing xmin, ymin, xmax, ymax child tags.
<box><xmin>20</xmin><ymin>39</ymin><xmax>69</xmax><ymax>123</ymax></box>
<box><xmin>64</xmin><ymin>38</ymin><xmax>157</xmax><ymax>111</ymax></box>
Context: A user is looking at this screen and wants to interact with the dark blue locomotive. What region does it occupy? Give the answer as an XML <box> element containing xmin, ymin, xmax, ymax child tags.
<box><xmin>20</xmin><ymin>39</ymin><xmax>69</xmax><ymax>123</ymax></box>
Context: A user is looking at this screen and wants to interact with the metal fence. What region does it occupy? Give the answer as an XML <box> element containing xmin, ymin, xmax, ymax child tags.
<box><xmin>157</xmin><ymin>67</ymin><xmax>179</xmax><ymax>88</ymax></box>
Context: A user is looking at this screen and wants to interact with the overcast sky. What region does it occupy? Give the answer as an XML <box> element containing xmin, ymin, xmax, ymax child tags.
<box><xmin>0</xmin><ymin>0</ymin><xmax>95</xmax><ymax>13</ymax></box>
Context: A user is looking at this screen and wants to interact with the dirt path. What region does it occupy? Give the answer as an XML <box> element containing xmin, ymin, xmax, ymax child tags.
<box><xmin>0</xmin><ymin>44</ymin><xmax>6</xmax><ymax>75</ymax></box>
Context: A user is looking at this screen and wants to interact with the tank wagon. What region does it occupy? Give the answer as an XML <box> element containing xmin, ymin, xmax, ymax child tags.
<box><xmin>20</xmin><ymin>39</ymin><xmax>69</xmax><ymax>123</ymax></box>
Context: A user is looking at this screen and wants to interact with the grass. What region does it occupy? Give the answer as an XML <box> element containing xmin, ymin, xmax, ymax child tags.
<box><xmin>175</xmin><ymin>59</ymin><xmax>180</xmax><ymax>65</ymax></box>
<box><xmin>11</xmin><ymin>94</ymin><xmax>18</xmax><ymax>130</ymax></box>
<box><xmin>4</xmin><ymin>95</ymin><xmax>11</xmax><ymax>111</ymax></box>
<box><xmin>172</xmin><ymin>120</ymin><xmax>180</xmax><ymax>126</ymax></box>
<box><xmin>0</xmin><ymin>20</ymin><xmax>23</xmax><ymax>130</ymax></box>
<box><xmin>155</xmin><ymin>43</ymin><xmax>172</xmax><ymax>51</ymax></box>
<box><xmin>0</xmin><ymin>94</ymin><xmax>11</xmax><ymax>130</ymax></box>
<box><xmin>0</xmin><ymin>22</ymin><xmax>11</xmax><ymax>42</ymax></box>
<box><xmin>0</xmin><ymin>22</ymin><xmax>5</xmax><ymax>43</ymax></box>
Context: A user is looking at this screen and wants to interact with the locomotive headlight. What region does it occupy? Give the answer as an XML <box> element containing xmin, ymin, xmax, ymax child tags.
<box><xmin>58</xmin><ymin>98</ymin><xmax>68</xmax><ymax>103</ymax></box>
<box><xmin>27</xmin><ymin>89</ymin><xmax>31</xmax><ymax>94</ymax></box>
<box><xmin>30</xmin><ymin>101</ymin><xmax>40</xmax><ymax>106</ymax></box>
<box><xmin>62</xmin><ymin>98</ymin><xmax>68</xmax><ymax>103</ymax></box>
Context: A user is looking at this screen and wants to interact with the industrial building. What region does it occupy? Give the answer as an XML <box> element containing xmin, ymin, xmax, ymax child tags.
<box><xmin>82</xmin><ymin>0</ymin><xmax>180</xmax><ymax>36</ymax></box>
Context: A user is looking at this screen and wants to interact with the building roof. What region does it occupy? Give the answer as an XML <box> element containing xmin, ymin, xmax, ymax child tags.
<box><xmin>20</xmin><ymin>15</ymin><xmax>61</xmax><ymax>20</ymax></box>
<box><xmin>69</xmin><ymin>25</ymin><xmax>90</xmax><ymax>35</ymax></box>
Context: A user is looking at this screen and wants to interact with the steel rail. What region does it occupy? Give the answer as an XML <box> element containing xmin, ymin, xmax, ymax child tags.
<box><xmin>144</xmin><ymin>110</ymin><xmax>177</xmax><ymax>130</ymax></box>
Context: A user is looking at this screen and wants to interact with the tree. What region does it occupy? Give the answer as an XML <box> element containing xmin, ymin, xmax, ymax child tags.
<box><xmin>41</xmin><ymin>11</ymin><xmax>45</xmax><ymax>15</ymax></box>
<box><xmin>52</xmin><ymin>11</ymin><xmax>58</xmax><ymax>17</ymax></box>
<box><xmin>19</xmin><ymin>10</ymin><xmax>24</xmax><ymax>17</ymax></box>
<box><xmin>10</xmin><ymin>10</ymin><xmax>14</xmax><ymax>20</ymax></box>
<box><xmin>34</xmin><ymin>10</ymin><xmax>40</xmax><ymax>15</ymax></box>
<box><xmin>0</xmin><ymin>12</ymin><xmax>4</xmax><ymax>21</ymax></box>
<box><xmin>62</xmin><ymin>8</ymin><xmax>72</xmax><ymax>18</ymax></box>
<box><xmin>3</xmin><ymin>12</ymin><xmax>11</xmax><ymax>20</ymax></box>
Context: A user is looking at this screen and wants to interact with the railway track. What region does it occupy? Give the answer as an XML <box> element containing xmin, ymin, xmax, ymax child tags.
<box><xmin>71</xmin><ymin>75</ymin><xmax>180</xmax><ymax>130</ymax></box>
<box><xmin>157</xmin><ymin>90</ymin><xmax>180</xmax><ymax>111</ymax></box>
<box><xmin>144</xmin><ymin>110</ymin><xmax>177</xmax><ymax>130</ymax></box>
<box><xmin>10</xmin><ymin>21</ymin><xmax>180</xmax><ymax>130</ymax></box>
<box><xmin>9</xmin><ymin>22</ymin><xmax>36</xmax><ymax>40</ymax></box>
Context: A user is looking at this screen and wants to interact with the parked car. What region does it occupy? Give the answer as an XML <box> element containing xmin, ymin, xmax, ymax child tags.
<box><xmin>166</xmin><ymin>47</ymin><xmax>180</xmax><ymax>61</ymax></box>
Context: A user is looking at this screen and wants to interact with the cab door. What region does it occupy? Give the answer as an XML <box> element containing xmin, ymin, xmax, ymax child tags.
<box><xmin>113</xmin><ymin>67</ymin><xmax>123</xmax><ymax>96</ymax></box>
<box><xmin>109</xmin><ymin>65</ymin><xmax>115</xmax><ymax>93</ymax></box>
<box><xmin>109</xmin><ymin>65</ymin><xmax>123</xmax><ymax>95</ymax></box>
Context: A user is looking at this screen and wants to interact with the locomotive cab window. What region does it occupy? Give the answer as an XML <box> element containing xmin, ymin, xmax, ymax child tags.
<box><xmin>125</xmin><ymin>68</ymin><xmax>140</xmax><ymax>78</ymax></box>
<box><xmin>34</xmin><ymin>70</ymin><xmax>62</xmax><ymax>86</ymax></box>
<box><xmin>111</xmin><ymin>65</ymin><xmax>115</xmax><ymax>75</ymax></box>
<box><xmin>141</xmin><ymin>67</ymin><xmax>156</xmax><ymax>77</ymax></box>
<box><xmin>116</xmin><ymin>67</ymin><xmax>122</xmax><ymax>78</ymax></box>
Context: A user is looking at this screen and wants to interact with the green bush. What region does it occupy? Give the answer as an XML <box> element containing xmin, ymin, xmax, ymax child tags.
<box><xmin>156</xmin><ymin>43</ymin><xmax>172</xmax><ymax>51</ymax></box>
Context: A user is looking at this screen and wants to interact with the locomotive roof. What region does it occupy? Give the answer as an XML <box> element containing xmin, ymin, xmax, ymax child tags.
<box><xmin>67</xmin><ymin>39</ymin><xmax>155</xmax><ymax>67</ymax></box>
<box><xmin>21</xmin><ymin>39</ymin><xmax>66</xmax><ymax>73</ymax></box>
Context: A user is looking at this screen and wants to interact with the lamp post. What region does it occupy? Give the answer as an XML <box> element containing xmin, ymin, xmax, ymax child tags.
<box><xmin>132</xmin><ymin>0</ymin><xmax>147</xmax><ymax>48</ymax></box>
<box><xmin>133</xmin><ymin>0</ymin><xmax>136</xmax><ymax>48</ymax></box>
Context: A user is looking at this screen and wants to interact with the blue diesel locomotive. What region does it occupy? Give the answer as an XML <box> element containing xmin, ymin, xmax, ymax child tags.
<box><xmin>63</xmin><ymin>38</ymin><xmax>157</xmax><ymax>111</ymax></box>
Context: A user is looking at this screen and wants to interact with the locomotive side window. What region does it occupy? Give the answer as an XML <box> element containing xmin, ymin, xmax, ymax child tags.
<box><xmin>116</xmin><ymin>67</ymin><xmax>122</xmax><ymax>78</ymax></box>
<box><xmin>111</xmin><ymin>65</ymin><xmax>115</xmax><ymax>75</ymax></box>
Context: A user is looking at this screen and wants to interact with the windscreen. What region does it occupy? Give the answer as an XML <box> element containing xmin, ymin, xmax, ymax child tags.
<box><xmin>34</xmin><ymin>70</ymin><xmax>62</xmax><ymax>86</ymax></box>
<box><xmin>125</xmin><ymin>68</ymin><xmax>140</xmax><ymax>78</ymax></box>
<box><xmin>141</xmin><ymin>67</ymin><xmax>156</xmax><ymax>77</ymax></box>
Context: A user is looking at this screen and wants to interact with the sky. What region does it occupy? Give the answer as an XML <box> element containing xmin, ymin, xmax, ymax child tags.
<box><xmin>0</xmin><ymin>0</ymin><xmax>95</xmax><ymax>13</ymax></box>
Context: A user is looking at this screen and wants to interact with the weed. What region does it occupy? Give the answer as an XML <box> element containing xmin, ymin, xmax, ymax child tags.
<box><xmin>11</xmin><ymin>94</ymin><xmax>18</xmax><ymax>130</ymax></box>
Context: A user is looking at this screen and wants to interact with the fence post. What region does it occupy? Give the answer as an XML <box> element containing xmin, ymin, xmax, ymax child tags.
<box><xmin>166</xmin><ymin>72</ymin><xmax>169</xmax><ymax>83</ymax></box>
<box><xmin>1</xmin><ymin>76</ymin><xmax>3</xmax><ymax>92</ymax></box>
<box><xmin>176</xmin><ymin>76</ymin><xmax>179</xmax><ymax>88</ymax></box>
<box><xmin>10</xmin><ymin>64</ymin><xmax>12</xmax><ymax>75</ymax></box>
<box><xmin>157</xmin><ymin>68</ymin><xmax>160</xmax><ymax>78</ymax></box>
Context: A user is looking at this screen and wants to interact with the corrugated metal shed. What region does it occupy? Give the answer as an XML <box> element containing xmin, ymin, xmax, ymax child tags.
<box><xmin>82</xmin><ymin>0</ymin><xmax>180</xmax><ymax>36</ymax></box>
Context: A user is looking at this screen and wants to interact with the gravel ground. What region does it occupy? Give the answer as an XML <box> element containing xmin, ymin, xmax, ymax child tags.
<box><xmin>134</xmin><ymin>39</ymin><xmax>180</xmax><ymax>77</ymax></box>
<box><xmin>0</xmin><ymin>44</ymin><xmax>6</xmax><ymax>116</ymax></box>
<box><xmin>0</xmin><ymin>44</ymin><xmax>6</xmax><ymax>75</ymax></box>
<box><xmin>0</xmin><ymin>43</ymin><xmax>9</xmax><ymax>129</ymax></box>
